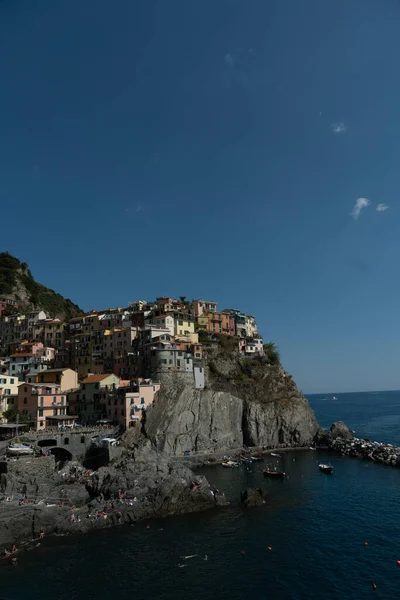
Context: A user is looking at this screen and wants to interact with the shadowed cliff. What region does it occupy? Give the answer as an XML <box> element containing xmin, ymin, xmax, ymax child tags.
<box><xmin>144</xmin><ymin>336</ymin><xmax>320</xmax><ymax>455</ymax></box>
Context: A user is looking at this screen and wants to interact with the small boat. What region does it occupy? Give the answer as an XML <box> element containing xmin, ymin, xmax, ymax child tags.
<box><xmin>7</xmin><ymin>443</ymin><xmax>34</xmax><ymax>456</ymax></box>
<box><xmin>263</xmin><ymin>469</ymin><xmax>285</xmax><ymax>479</ymax></box>
<box><xmin>270</xmin><ymin>453</ymin><xmax>281</xmax><ymax>457</ymax></box>
<box><xmin>309</xmin><ymin>447</ymin><xmax>316</xmax><ymax>451</ymax></box>
<box><xmin>222</xmin><ymin>460</ymin><xmax>239</xmax><ymax>468</ymax></box>
<box><xmin>250</xmin><ymin>456</ymin><xmax>263</xmax><ymax>462</ymax></box>
<box><xmin>319</xmin><ymin>463</ymin><xmax>333</xmax><ymax>474</ymax></box>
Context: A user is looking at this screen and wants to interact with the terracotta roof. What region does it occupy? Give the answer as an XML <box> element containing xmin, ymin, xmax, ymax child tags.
<box><xmin>81</xmin><ymin>374</ymin><xmax>114</xmax><ymax>384</ymax></box>
<box><xmin>10</xmin><ymin>353</ymin><xmax>34</xmax><ymax>358</ymax></box>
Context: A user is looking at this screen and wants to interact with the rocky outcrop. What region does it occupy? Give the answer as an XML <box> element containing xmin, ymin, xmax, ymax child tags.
<box><xmin>143</xmin><ymin>374</ymin><xmax>244</xmax><ymax>455</ymax></box>
<box><xmin>240</xmin><ymin>487</ymin><xmax>268</xmax><ymax>507</ymax></box>
<box><xmin>328</xmin><ymin>421</ymin><xmax>354</xmax><ymax>442</ymax></box>
<box><xmin>243</xmin><ymin>396</ymin><xmax>319</xmax><ymax>448</ymax></box>
<box><xmin>0</xmin><ymin>443</ymin><xmax>216</xmax><ymax>548</ymax></box>
<box><xmin>330</xmin><ymin>436</ymin><xmax>400</xmax><ymax>467</ymax></box>
<box><xmin>144</xmin><ymin>362</ymin><xmax>320</xmax><ymax>455</ymax></box>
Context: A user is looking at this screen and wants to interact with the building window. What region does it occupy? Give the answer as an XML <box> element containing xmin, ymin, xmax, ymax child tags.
<box><xmin>38</xmin><ymin>409</ymin><xmax>43</xmax><ymax>417</ymax></box>
<box><xmin>23</xmin><ymin>398</ymin><xmax>27</xmax><ymax>404</ymax></box>
<box><xmin>40</xmin><ymin>397</ymin><xmax>44</xmax><ymax>407</ymax></box>
<box><xmin>24</xmin><ymin>387</ymin><xmax>28</xmax><ymax>392</ymax></box>
<box><xmin>53</xmin><ymin>397</ymin><xmax>57</xmax><ymax>403</ymax></box>
<box><xmin>141</xmin><ymin>398</ymin><xmax>145</xmax><ymax>404</ymax></box>
<box><xmin>10</xmin><ymin>378</ymin><xmax>14</xmax><ymax>384</ymax></box>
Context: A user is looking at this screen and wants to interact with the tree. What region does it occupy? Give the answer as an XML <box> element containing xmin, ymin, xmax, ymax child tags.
<box><xmin>263</xmin><ymin>342</ymin><xmax>280</xmax><ymax>365</ymax></box>
<box><xmin>2</xmin><ymin>409</ymin><xmax>29</xmax><ymax>424</ymax></box>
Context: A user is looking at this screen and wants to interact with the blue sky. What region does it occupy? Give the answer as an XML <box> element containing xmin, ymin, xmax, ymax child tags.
<box><xmin>1</xmin><ymin>0</ymin><xmax>400</xmax><ymax>393</ymax></box>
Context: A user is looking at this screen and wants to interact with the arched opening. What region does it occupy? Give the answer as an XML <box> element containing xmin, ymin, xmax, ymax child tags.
<box><xmin>64</xmin><ymin>437</ymin><xmax>69</xmax><ymax>445</ymax></box>
<box><xmin>50</xmin><ymin>447</ymin><xmax>72</xmax><ymax>463</ymax></box>
<box><xmin>38</xmin><ymin>439</ymin><xmax>57</xmax><ymax>448</ymax></box>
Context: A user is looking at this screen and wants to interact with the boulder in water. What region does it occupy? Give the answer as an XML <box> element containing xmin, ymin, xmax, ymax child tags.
<box><xmin>240</xmin><ymin>487</ymin><xmax>267</xmax><ymax>507</ymax></box>
<box><xmin>329</xmin><ymin>421</ymin><xmax>353</xmax><ymax>441</ymax></box>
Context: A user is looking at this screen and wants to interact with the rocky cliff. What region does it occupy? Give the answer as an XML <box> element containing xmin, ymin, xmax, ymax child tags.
<box><xmin>144</xmin><ymin>338</ymin><xmax>320</xmax><ymax>455</ymax></box>
<box><xmin>0</xmin><ymin>443</ymin><xmax>216</xmax><ymax>547</ymax></box>
<box><xmin>0</xmin><ymin>252</ymin><xmax>82</xmax><ymax>320</ymax></box>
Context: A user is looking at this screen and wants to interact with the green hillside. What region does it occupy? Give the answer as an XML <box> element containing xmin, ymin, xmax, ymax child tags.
<box><xmin>0</xmin><ymin>252</ymin><xmax>83</xmax><ymax>320</ymax></box>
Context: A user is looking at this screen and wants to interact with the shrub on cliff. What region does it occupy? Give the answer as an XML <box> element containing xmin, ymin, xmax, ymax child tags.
<box><xmin>263</xmin><ymin>342</ymin><xmax>280</xmax><ymax>365</ymax></box>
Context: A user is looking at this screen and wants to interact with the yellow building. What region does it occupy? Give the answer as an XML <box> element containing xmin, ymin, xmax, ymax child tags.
<box><xmin>36</xmin><ymin>368</ymin><xmax>78</xmax><ymax>391</ymax></box>
<box><xmin>174</xmin><ymin>315</ymin><xmax>196</xmax><ymax>338</ymax></box>
<box><xmin>196</xmin><ymin>315</ymin><xmax>209</xmax><ymax>330</ymax></box>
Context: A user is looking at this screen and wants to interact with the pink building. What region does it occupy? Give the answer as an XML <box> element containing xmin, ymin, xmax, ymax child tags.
<box><xmin>239</xmin><ymin>337</ymin><xmax>264</xmax><ymax>356</ymax></box>
<box><xmin>17</xmin><ymin>383</ymin><xmax>68</xmax><ymax>430</ymax></box>
<box><xmin>108</xmin><ymin>383</ymin><xmax>160</xmax><ymax>429</ymax></box>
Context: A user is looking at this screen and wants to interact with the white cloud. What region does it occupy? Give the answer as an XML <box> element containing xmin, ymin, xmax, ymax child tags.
<box><xmin>376</xmin><ymin>203</ymin><xmax>389</xmax><ymax>212</ymax></box>
<box><xmin>350</xmin><ymin>197</ymin><xmax>370</xmax><ymax>220</ymax></box>
<box><xmin>225</xmin><ymin>53</ymin><xmax>234</xmax><ymax>66</ymax></box>
<box><xmin>331</xmin><ymin>122</ymin><xmax>347</xmax><ymax>134</ymax></box>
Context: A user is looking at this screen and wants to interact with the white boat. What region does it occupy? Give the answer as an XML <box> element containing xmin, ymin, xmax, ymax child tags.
<box><xmin>319</xmin><ymin>463</ymin><xmax>333</xmax><ymax>474</ymax></box>
<box><xmin>7</xmin><ymin>443</ymin><xmax>34</xmax><ymax>456</ymax></box>
<box><xmin>271</xmin><ymin>453</ymin><xmax>281</xmax><ymax>457</ymax></box>
<box><xmin>221</xmin><ymin>460</ymin><xmax>239</xmax><ymax>468</ymax></box>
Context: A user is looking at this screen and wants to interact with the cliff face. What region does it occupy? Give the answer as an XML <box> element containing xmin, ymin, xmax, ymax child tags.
<box><xmin>144</xmin><ymin>340</ymin><xmax>320</xmax><ymax>455</ymax></box>
<box><xmin>0</xmin><ymin>252</ymin><xmax>83</xmax><ymax>320</ymax></box>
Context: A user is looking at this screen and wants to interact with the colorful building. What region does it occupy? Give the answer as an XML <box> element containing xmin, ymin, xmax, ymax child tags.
<box><xmin>77</xmin><ymin>373</ymin><xmax>121</xmax><ymax>423</ymax></box>
<box><xmin>36</xmin><ymin>368</ymin><xmax>78</xmax><ymax>391</ymax></box>
<box><xmin>107</xmin><ymin>382</ymin><xmax>160</xmax><ymax>429</ymax></box>
<box><xmin>17</xmin><ymin>383</ymin><xmax>68</xmax><ymax>430</ymax></box>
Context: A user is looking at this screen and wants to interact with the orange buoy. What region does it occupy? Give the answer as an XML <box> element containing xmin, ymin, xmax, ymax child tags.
<box><xmin>372</xmin><ymin>583</ymin><xmax>377</xmax><ymax>590</ymax></box>
<box><xmin>397</xmin><ymin>560</ymin><xmax>400</xmax><ymax>565</ymax></box>
<box><xmin>268</xmin><ymin>546</ymin><xmax>272</xmax><ymax>551</ymax></box>
<box><xmin>364</xmin><ymin>542</ymin><xmax>368</xmax><ymax>546</ymax></box>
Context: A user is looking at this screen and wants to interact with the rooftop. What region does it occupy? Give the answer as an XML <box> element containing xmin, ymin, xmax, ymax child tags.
<box><xmin>39</xmin><ymin>368</ymin><xmax>73</xmax><ymax>374</ymax></box>
<box><xmin>81</xmin><ymin>374</ymin><xmax>114</xmax><ymax>384</ymax></box>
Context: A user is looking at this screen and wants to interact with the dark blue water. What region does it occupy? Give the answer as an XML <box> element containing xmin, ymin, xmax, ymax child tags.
<box><xmin>308</xmin><ymin>390</ymin><xmax>400</xmax><ymax>445</ymax></box>
<box><xmin>2</xmin><ymin>391</ymin><xmax>400</xmax><ymax>600</ymax></box>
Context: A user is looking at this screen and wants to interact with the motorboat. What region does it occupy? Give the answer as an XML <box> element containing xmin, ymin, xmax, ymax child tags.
<box><xmin>319</xmin><ymin>463</ymin><xmax>333</xmax><ymax>474</ymax></box>
<box><xmin>263</xmin><ymin>469</ymin><xmax>285</xmax><ymax>479</ymax></box>
<box><xmin>221</xmin><ymin>460</ymin><xmax>239</xmax><ymax>468</ymax></box>
<box><xmin>250</xmin><ymin>456</ymin><xmax>263</xmax><ymax>462</ymax></box>
<box><xmin>7</xmin><ymin>443</ymin><xmax>34</xmax><ymax>456</ymax></box>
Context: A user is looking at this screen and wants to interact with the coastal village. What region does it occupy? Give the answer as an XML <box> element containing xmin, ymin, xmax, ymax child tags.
<box><xmin>0</xmin><ymin>296</ymin><xmax>263</xmax><ymax>433</ymax></box>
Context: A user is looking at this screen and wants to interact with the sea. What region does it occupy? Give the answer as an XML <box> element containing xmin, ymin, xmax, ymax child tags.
<box><xmin>2</xmin><ymin>390</ymin><xmax>400</xmax><ymax>600</ymax></box>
